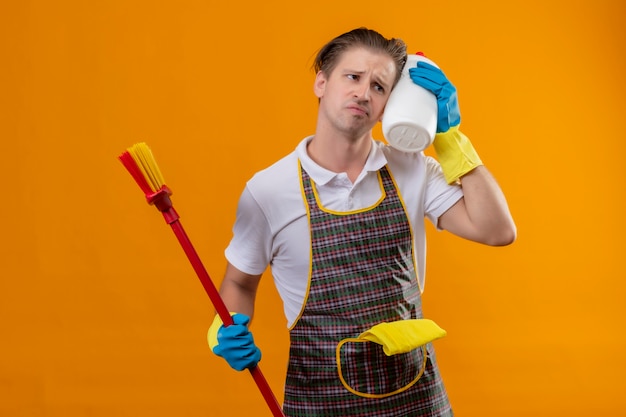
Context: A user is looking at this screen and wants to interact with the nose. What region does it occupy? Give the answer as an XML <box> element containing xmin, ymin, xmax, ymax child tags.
<box><xmin>353</xmin><ymin>82</ymin><xmax>370</xmax><ymax>101</ymax></box>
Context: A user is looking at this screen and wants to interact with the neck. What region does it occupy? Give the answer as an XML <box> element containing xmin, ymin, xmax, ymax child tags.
<box><xmin>307</xmin><ymin>130</ymin><xmax>372</xmax><ymax>183</ymax></box>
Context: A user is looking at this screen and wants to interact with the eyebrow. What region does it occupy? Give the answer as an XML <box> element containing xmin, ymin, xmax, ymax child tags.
<box><xmin>343</xmin><ymin>68</ymin><xmax>392</xmax><ymax>90</ymax></box>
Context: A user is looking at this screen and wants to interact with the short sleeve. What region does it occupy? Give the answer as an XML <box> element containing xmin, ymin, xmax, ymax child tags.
<box><xmin>224</xmin><ymin>186</ymin><xmax>273</xmax><ymax>275</ymax></box>
<box><xmin>423</xmin><ymin>156</ymin><xmax>464</xmax><ymax>229</ymax></box>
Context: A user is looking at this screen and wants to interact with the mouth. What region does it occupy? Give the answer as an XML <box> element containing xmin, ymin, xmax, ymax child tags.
<box><xmin>347</xmin><ymin>104</ymin><xmax>369</xmax><ymax>117</ymax></box>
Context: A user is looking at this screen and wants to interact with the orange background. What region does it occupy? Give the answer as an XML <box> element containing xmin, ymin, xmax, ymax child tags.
<box><xmin>1</xmin><ymin>0</ymin><xmax>624</xmax><ymax>416</ymax></box>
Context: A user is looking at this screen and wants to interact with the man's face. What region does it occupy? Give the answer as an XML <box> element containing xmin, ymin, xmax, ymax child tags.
<box><xmin>314</xmin><ymin>47</ymin><xmax>397</xmax><ymax>139</ymax></box>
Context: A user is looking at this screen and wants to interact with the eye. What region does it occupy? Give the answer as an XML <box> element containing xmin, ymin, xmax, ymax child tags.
<box><xmin>373</xmin><ymin>83</ymin><xmax>385</xmax><ymax>94</ymax></box>
<box><xmin>347</xmin><ymin>74</ymin><xmax>359</xmax><ymax>81</ymax></box>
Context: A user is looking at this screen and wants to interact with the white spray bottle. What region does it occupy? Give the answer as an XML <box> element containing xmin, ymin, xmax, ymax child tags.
<box><xmin>382</xmin><ymin>52</ymin><xmax>439</xmax><ymax>152</ymax></box>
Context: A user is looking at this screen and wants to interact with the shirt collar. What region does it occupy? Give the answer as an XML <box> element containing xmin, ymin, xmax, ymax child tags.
<box><xmin>295</xmin><ymin>136</ymin><xmax>388</xmax><ymax>186</ymax></box>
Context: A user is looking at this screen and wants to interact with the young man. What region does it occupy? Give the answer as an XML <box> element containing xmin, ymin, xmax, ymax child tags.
<box><xmin>208</xmin><ymin>27</ymin><xmax>516</xmax><ymax>416</ymax></box>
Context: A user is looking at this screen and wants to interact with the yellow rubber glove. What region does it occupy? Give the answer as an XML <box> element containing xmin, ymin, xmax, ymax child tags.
<box><xmin>433</xmin><ymin>126</ymin><xmax>483</xmax><ymax>184</ymax></box>
<box><xmin>359</xmin><ymin>319</ymin><xmax>447</xmax><ymax>356</ymax></box>
<box><xmin>208</xmin><ymin>313</ymin><xmax>231</xmax><ymax>350</ymax></box>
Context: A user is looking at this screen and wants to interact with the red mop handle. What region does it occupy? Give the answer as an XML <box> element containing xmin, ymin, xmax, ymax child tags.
<box><xmin>148</xmin><ymin>188</ymin><xmax>285</xmax><ymax>417</ymax></box>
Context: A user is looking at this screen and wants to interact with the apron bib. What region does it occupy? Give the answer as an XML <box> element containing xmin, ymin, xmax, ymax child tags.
<box><xmin>283</xmin><ymin>163</ymin><xmax>452</xmax><ymax>416</ymax></box>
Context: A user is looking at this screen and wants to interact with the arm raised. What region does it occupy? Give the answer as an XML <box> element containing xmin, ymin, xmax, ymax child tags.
<box><xmin>438</xmin><ymin>166</ymin><xmax>516</xmax><ymax>246</ymax></box>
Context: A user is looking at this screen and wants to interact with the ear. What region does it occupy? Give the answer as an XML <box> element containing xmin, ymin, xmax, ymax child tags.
<box><xmin>313</xmin><ymin>71</ymin><xmax>326</xmax><ymax>98</ymax></box>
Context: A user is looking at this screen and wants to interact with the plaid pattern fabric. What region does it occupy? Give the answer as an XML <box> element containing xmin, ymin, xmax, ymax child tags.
<box><xmin>283</xmin><ymin>165</ymin><xmax>452</xmax><ymax>417</ymax></box>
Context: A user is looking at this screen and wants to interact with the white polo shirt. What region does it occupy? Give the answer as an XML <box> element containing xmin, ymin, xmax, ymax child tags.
<box><xmin>225</xmin><ymin>136</ymin><xmax>463</xmax><ymax>328</ymax></box>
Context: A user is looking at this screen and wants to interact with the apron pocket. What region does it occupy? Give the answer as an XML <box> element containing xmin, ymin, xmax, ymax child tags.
<box><xmin>336</xmin><ymin>338</ymin><xmax>427</xmax><ymax>398</ymax></box>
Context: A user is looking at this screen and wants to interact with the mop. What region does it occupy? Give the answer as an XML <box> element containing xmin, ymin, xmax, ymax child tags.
<box><xmin>119</xmin><ymin>142</ymin><xmax>285</xmax><ymax>417</ymax></box>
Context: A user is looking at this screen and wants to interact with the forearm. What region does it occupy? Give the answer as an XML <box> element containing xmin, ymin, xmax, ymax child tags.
<box><xmin>458</xmin><ymin>166</ymin><xmax>516</xmax><ymax>246</ymax></box>
<box><xmin>217</xmin><ymin>262</ymin><xmax>261</xmax><ymax>320</ymax></box>
<box><xmin>208</xmin><ymin>262</ymin><xmax>263</xmax><ymax>371</ymax></box>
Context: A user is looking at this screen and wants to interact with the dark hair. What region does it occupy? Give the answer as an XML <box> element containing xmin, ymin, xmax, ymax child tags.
<box><xmin>313</xmin><ymin>27</ymin><xmax>407</xmax><ymax>86</ymax></box>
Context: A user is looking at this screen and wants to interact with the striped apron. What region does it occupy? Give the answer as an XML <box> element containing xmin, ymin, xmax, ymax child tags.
<box><xmin>282</xmin><ymin>164</ymin><xmax>452</xmax><ymax>417</ymax></box>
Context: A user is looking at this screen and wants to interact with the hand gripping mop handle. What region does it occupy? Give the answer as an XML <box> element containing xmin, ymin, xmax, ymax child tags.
<box><xmin>145</xmin><ymin>187</ymin><xmax>285</xmax><ymax>417</ymax></box>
